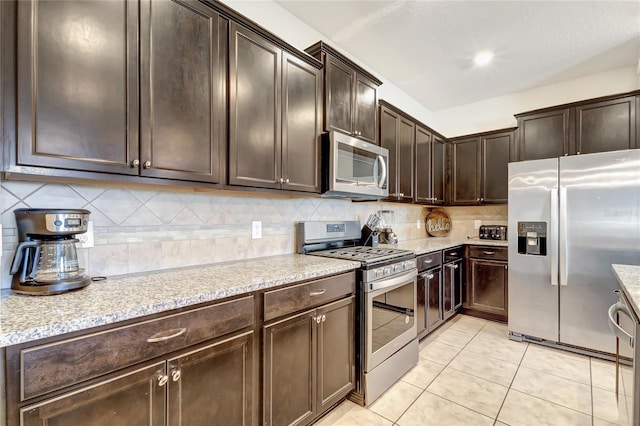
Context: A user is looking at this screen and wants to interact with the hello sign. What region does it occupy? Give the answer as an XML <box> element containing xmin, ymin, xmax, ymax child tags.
<box><xmin>425</xmin><ymin>211</ymin><xmax>452</xmax><ymax>237</ymax></box>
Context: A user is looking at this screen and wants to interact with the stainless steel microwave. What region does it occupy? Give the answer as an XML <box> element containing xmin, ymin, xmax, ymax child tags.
<box><xmin>321</xmin><ymin>131</ymin><xmax>389</xmax><ymax>200</ymax></box>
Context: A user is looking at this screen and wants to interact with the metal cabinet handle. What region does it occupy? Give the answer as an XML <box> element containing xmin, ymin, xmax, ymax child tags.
<box><xmin>423</xmin><ymin>259</ymin><xmax>433</xmax><ymax>264</ymax></box>
<box><xmin>504</xmin><ymin>265</ymin><xmax>508</xmax><ymax>270</ymax></box>
<box><xmin>576</xmin><ymin>151</ymin><xmax>581</xmax><ymax>155</ymax></box>
<box><xmin>171</xmin><ymin>369</ymin><xmax>181</xmax><ymax>382</ymax></box>
<box><xmin>453</xmin><ymin>264</ymin><xmax>459</xmax><ymax>269</ymax></box>
<box><xmin>316</xmin><ymin>316</ymin><xmax>322</xmax><ymax>324</ymax></box>
<box><xmin>398</xmin><ymin>193</ymin><xmax>404</xmax><ymax>197</ymax></box>
<box><xmin>321</xmin><ymin>314</ymin><xmax>326</xmax><ymax>322</ymax></box>
<box><xmin>309</xmin><ymin>289</ymin><xmax>326</xmax><ymax>296</ymax></box>
<box><xmin>482</xmin><ymin>251</ymin><xmax>496</xmax><ymax>255</ymax></box>
<box><xmin>427</xmin><ymin>274</ymin><xmax>434</xmax><ymax>280</ymax></box>
<box><xmin>147</xmin><ymin>328</ymin><xmax>187</xmax><ymax>343</ymax></box>
<box><xmin>476</xmin><ymin>198</ymin><xmax>480</xmax><ymax>202</ymax></box>
<box><xmin>449</xmin><ymin>252</ymin><xmax>458</xmax><ymax>256</ymax></box>
<box><xmin>158</xmin><ymin>374</ymin><xmax>169</xmax><ymax>387</ymax></box>
<box><xmin>480</xmin><ymin>197</ymin><xmax>484</xmax><ymax>202</ymax></box>
<box><xmin>131</xmin><ymin>159</ymin><xmax>140</xmax><ymax>168</ymax></box>
<box><xmin>285</xmin><ymin>178</ymin><xmax>290</xmax><ymax>184</ymax></box>
<box><xmin>143</xmin><ymin>160</ymin><xmax>151</xmax><ymax>169</ymax></box>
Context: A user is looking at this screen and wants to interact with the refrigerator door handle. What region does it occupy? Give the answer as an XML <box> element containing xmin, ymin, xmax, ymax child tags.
<box><xmin>550</xmin><ymin>188</ymin><xmax>559</xmax><ymax>286</ymax></box>
<box><xmin>559</xmin><ymin>186</ymin><xmax>568</xmax><ymax>286</ymax></box>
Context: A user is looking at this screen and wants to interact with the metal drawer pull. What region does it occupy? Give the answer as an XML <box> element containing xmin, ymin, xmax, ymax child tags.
<box><xmin>424</xmin><ymin>259</ymin><xmax>433</xmax><ymax>264</ymax></box>
<box><xmin>147</xmin><ymin>328</ymin><xmax>187</xmax><ymax>343</ymax></box>
<box><xmin>316</xmin><ymin>316</ymin><xmax>322</xmax><ymax>324</ymax></box>
<box><xmin>322</xmin><ymin>314</ymin><xmax>326</xmax><ymax>322</ymax></box>
<box><xmin>482</xmin><ymin>251</ymin><xmax>496</xmax><ymax>255</ymax></box>
<box><xmin>158</xmin><ymin>374</ymin><xmax>169</xmax><ymax>387</ymax></box>
<box><xmin>171</xmin><ymin>369</ymin><xmax>181</xmax><ymax>382</ymax></box>
<box><xmin>449</xmin><ymin>252</ymin><xmax>458</xmax><ymax>256</ymax></box>
<box><xmin>309</xmin><ymin>289</ymin><xmax>326</xmax><ymax>296</ymax></box>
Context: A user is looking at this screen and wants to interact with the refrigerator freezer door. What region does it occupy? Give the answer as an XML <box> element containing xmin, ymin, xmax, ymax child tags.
<box><xmin>559</xmin><ymin>150</ymin><xmax>640</xmax><ymax>355</ymax></box>
<box><xmin>508</xmin><ymin>158</ymin><xmax>559</xmax><ymax>342</ymax></box>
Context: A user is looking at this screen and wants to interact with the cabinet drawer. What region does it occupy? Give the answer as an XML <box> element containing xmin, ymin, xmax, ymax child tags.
<box><xmin>469</xmin><ymin>246</ymin><xmax>508</xmax><ymax>261</ymax></box>
<box><xmin>264</xmin><ymin>272</ymin><xmax>355</xmax><ymax>322</ymax></box>
<box><xmin>17</xmin><ymin>295</ymin><xmax>254</xmax><ymax>401</ymax></box>
<box><xmin>443</xmin><ymin>246</ymin><xmax>464</xmax><ymax>262</ymax></box>
<box><xmin>417</xmin><ymin>252</ymin><xmax>441</xmax><ymax>271</ymax></box>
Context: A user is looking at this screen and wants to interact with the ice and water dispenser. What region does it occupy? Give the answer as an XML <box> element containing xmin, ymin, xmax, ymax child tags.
<box><xmin>517</xmin><ymin>222</ymin><xmax>547</xmax><ymax>256</ymax></box>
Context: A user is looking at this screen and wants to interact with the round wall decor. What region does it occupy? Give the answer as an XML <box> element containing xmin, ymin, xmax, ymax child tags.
<box><xmin>425</xmin><ymin>211</ymin><xmax>452</xmax><ymax>237</ymax></box>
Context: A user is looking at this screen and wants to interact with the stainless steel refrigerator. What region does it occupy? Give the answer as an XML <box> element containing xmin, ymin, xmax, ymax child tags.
<box><xmin>508</xmin><ymin>149</ymin><xmax>640</xmax><ymax>355</ymax></box>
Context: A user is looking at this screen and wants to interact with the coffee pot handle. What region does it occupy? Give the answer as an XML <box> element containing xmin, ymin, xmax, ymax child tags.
<box><xmin>10</xmin><ymin>241</ymin><xmax>40</xmax><ymax>275</ymax></box>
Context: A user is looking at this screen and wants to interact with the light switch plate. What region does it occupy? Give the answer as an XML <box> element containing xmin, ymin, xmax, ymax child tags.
<box><xmin>251</xmin><ymin>221</ymin><xmax>262</xmax><ymax>239</ymax></box>
<box><xmin>416</xmin><ymin>219</ymin><xmax>421</xmax><ymax>229</ymax></box>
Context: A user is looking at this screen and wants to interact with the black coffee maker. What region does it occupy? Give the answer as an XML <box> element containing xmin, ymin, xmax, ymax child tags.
<box><xmin>10</xmin><ymin>208</ymin><xmax>92</xmax><ymax>295</ymax></box>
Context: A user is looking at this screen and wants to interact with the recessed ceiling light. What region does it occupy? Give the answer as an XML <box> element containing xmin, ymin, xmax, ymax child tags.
<box><xmin>474</xmin><ymin>51</ymin><xmax>494</xmax><ymax>66</ymax></box>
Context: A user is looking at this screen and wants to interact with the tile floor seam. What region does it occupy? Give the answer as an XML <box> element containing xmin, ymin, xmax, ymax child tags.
<box><xmin>589</xmin><ymin>357</ymin><xmax>595</xmax><ymax>423</ymax></box>
<box><xmin>506</xmin><ymin>388</ymin><xmax>597</xmax><ymax>424</ymax></box>
<box><xmin>518</xmin><ymin>361</ymin><xmax>593</xmax><ymax>387</ymax></box>
<box><xmin>422</xmin><ymin>389</ymin><xmax>497</xmax><ymax>423</ymax></box>
<box><xmin>494</xmin><ymin>341</ymin><xmax>529</xmax><ymax>424</ymax></box>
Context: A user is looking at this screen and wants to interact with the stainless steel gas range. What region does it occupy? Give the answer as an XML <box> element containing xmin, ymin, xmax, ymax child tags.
<box><xmin>297</xmin><ymin>221</ymin><xmax>418</xmax><ymax>405</ymax></box>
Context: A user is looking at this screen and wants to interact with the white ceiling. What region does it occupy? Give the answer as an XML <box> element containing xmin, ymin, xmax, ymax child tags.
<box><xmin>275</xmin><ymin>1</ymin><xmax>640</xmax><ymax>111</ymax></box>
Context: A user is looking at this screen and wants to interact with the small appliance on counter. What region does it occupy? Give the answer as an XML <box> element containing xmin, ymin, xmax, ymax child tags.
<box><xmin>10</xmin><ymin>208</ymin><xmax>92</xmax><ymax>295</ymax></box>
<box><xmin>479</xmin><ymin>225</ymin><xmax>507</xmax><ymax>240</ymax></box>
<box><xmin>376</xmin><ymin>210</ymin><xmax>398</xmax><ymax>244</ymax></box>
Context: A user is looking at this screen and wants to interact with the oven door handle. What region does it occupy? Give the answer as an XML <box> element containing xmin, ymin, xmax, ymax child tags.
<box><xmin>367</xmin><ymin>269</ymin><xmax>417</xmax><ymax>293</ymax></box>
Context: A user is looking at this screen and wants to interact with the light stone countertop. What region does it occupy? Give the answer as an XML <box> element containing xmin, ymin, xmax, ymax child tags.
<box><xmin>390</xmin><ymin>237</ymin><xmax>508</xmax><ymax>255</ymax></box>
<box><xmin>612</xmin><ymin>264</ymin><xmax>640</xmax><ymax>320</ymax></box>
<box><xmin>0</xmin><ymin>254</ymin><xmax>360</xmax><ymax>348</ymax></box>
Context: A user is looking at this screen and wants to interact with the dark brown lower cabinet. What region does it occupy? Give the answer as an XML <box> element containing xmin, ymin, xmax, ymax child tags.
<box><xmin>19</xmin><ymin>331</ymin><xmax>255</xmax><ymax>426</ymax></box>
<box><xmin>263</xmin><ymin>296</ymin><xmax>354</xmax><ymax>426</ymax></box>
<box><xmin>443</xmin><ymin>259</ymin><xmax>463</xmax><ymax>320</ymax></box>
<box><xmin>467</xmin><ymin>259</ymin><xmax>508</xmax><ymax>321</ymax></box>
<box><xmin>167</xmin><ymin>331</ymin><xmax>254</xmax><ymax>426</ymax></box>
<box><xmin>417</xmin><ymin>266</ymin><xmax>443</xmax><ymax>339</ymax></box>
<box><xmin>20</xmin><ymin>362</ymin><xmax>166</xmax><ymax>426</ymax></box>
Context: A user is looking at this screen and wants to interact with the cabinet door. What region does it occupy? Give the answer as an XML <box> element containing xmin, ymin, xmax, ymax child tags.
<box><xmin>282</xmin><ymin>53</ymin><xmax>322</xmax><ymax>193</ymax></box>
<box><xmin>140</xmin><ymin>0</ymin><xmax>226</xmax><ymax>183</ymax></box>
<box><xmin>380</xmin><ymin>105</ymin><xmax>399</xmax><ymax>197</ymax></box>
<box><xmin>264</xmin><ymin>309</ymin><xmax>316</xmax><ymax>426</ymax></box>
<box><xmin>16</xmin><ymin>0</ymin><xmax>139</xmax><ymax>174</ymax></box>
<box><xmin>443</xmin><ymin>264</ymin><xmax>454</xmax><ymax>319</ymax></box>
<box><xmin>316</xmin><ymin>297</ymin><xmax>355</xmax><ymax>415</ymax></box>
<box><xmin>229</xmin><ymin>23</ymin><xmax>281</xmax><ymax>189</ymax></box>
<box><xmin>432</xmin><ymin>136</ymin><xmax>446</xmax><ymax>205</ymax></box>
<box><xmin>517</xmin><ymin>109</ymin><xmax>570</xmax><ymax>160</ymax></box>
<box><xmin>354</xmin><ymin>74</ymin><xmax>378</xmax><ymax>144</ymax></box>
<box><xmin>451</xmin><ymin>137</ymin><xmax>480</xmax><ymax>205</ymax></box>
<box><xmin>398</xmin><ymin>116</ymin><xmax>415</xmax><ymax>201</ymax></box>
<box><xmin>167</xmin><ymin>331</ymin><xmax>254</xmax><ymax>426</ymax></box>
<box><xmin>325</xmin><ymin>54</ymin><xmax>354</xmax><ymax>136</ymax></box>
<box><xmin>469</xmin><ymin>259</ymin><xmax>508</xmax><ymax>319</ymax></box>
<box><xmin>415</xmin><ymin>125</ymin><xmax>433</xmax><ymax>204</ymax></box>
<box><xmin>416</xmin><ymin>273</ymin><xmax>427</xmax><ymax>336</ymax></box>
<box><xmin>575</xmin><ymin>96</ymin><xmax>637</xmax><ymax>155</ymax></box>
<box><xmin>21</xmin><ymin>362</ymin><xmax>165</xmax><ymax>426</ymax></box>
<box><xmin>481</xmin><ymin>131</ymin><xmax>512</xmax><ymax>204</ymax></box>
<box><xmin>426</xmin><ymin>267</ymin><xmax>443</xmax><ymax>332</ymax></box>
<box><xmin>453</xmin><ymin>259</ymin><xmax>464</xmax><ymax>310</ymax></box>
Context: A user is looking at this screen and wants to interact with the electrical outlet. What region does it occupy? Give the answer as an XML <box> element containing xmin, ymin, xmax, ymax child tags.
<box><xmin>251</xmin><ymin>221</ymin><xmax>262</xmax><ymax>239</ymax></box>
<box><xmin>416</xmin><ymin>219</ymin><xmax>421</xmax><ymax>229</ymax></box>
<box><xmin>78</xmin><ymin>221</ymin><xmax>94</xmax><ymax>248</ymax></box>
<box><xmin>474</xmin><ymin>220</ymin><xmax>481</xmax><ymax>229</ymax></box>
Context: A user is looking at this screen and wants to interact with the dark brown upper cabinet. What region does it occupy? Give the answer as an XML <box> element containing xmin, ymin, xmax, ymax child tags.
<box><xmin>140</xmin><ymin>0</ymin><xmax>227</xmax><ymax>184</ymax></box>
<box><xmin>516</xmin><ymin>92</ymin><xmax>638</xmax><ymax>161</ymax></box>
<box><xmin>379</xmin><ymin>102</ymin><xmax>415</xmax><ymax>202</ymax></box>
<box><xmin>306</xmin><ymin>42</ymin><xmax>382</xmax><ymax>145</ymax></box>
<box><xmin>415</xmin><ymin>126</ymin><xmax>446</xmax><ymax>205</ymax></box>
<box><xmin>10</xmin><ymin>0</ymin><xmax>227</xmax><ymax>185</ymax></box>
<box><xmin>450</xmin><ymin>129</ymin><xmax>514</xmax><ymax>205</ymax></box>
<box><xmin>13</xmin><ymin>0</ymin><xmax>140</xmax><ymax>175</ymax></box>
<box><xmin>229</xmin><ymin>23</ymin><xmax>322</xmax><ymax>193</ymax></box>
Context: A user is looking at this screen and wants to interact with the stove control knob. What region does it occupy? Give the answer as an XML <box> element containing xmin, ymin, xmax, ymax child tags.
<box><xmin>375</xmin><ymin>269</ymin><xmax>384</xmax><ymax>278</ymax></box>
<box><xmin>403</xmin><ymin>261</ymin><xmax>412</xmax><ymax>269</ymax></box>
<box><xmin>394</xmin><ymin>264</ymin><xmax>402</xmax><ymax>273</ymax></box>
<box><xmin>384</xmin><ymin>267</ymin><xmax>392</xmax><ymax>276</ymax></box>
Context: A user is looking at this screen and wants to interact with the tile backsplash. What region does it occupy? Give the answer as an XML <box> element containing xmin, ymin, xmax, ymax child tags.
<box><xmin>0</xmin><ymin>181</ymin><xmax>508</xmax><ymax>290</ymax></box>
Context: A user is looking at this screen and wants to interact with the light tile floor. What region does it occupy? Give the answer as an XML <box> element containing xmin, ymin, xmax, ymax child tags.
<box><xmin>317</xmin><ymin>314</ymin><xmax>632</xmax><ymax>426</ymax></box>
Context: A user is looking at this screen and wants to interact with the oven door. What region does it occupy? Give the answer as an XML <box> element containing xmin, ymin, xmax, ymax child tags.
<box><xmin>366</xmin><ymin>269</ymin><xmax>417</xmax><ymax>372</ymax></box>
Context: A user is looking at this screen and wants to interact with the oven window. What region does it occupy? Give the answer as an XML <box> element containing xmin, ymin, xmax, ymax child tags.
<box><xmin>371</xmin><ymin>281</ymin><xmax>415</xmax><ymax>353</ymax></box>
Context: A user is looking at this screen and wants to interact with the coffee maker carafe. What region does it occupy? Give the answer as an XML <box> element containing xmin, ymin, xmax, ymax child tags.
<box><xmin>10</xmin><ymin>208</ymin><xmax>91</xmax><ymax>295</ymax></box>
<box><xmin>376</xmin><ymin>210</ymin><xmax>398</xmax><ymax>244</ymax></box>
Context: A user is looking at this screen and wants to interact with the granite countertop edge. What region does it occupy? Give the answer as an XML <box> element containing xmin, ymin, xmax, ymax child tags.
<box><xmin>612</xmin><ymin>264</ymin><xmax>640</xmax><ymax>319</ymax></box>
<box><xmin>0</xmin><ymin>255</ymin><xmax>360</xmax><ymax>348</ymax></box>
